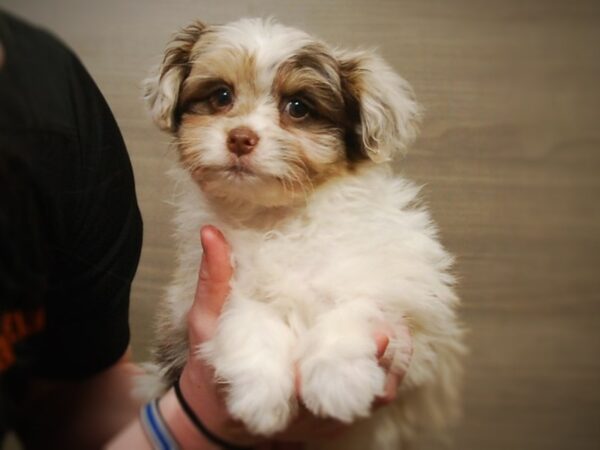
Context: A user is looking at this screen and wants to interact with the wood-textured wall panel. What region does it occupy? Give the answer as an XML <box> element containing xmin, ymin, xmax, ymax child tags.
<box><xmin>3</xmin><ymin>1</ymin><xmax>599</xmax><ymax>449</ymax></box>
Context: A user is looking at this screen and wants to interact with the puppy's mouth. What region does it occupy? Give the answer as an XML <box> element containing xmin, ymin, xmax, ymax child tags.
<box><xmin>193</xmin><ymin>157</ymin><xmax>262</xmax><ymax>183</ymax></box>
<box><xmin>225</xmin><ymin>160</ymin><xmax>255</xmax><ymax>176</ymax></box>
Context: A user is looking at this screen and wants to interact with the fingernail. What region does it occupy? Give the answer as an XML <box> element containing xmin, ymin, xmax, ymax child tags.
<box><xmin>374</xmin><ymin>332</ymin><xmax>389</xmax><ymax>359</ymax></box>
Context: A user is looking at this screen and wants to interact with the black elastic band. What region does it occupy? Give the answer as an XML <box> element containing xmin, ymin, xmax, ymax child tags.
<box><xmin>173</xmin><ymin>376</ymin><xmax>253</xmax><ymax>450</ymax></box>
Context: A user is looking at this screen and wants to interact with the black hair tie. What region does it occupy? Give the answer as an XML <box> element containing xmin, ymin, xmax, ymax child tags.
<box><xmin>173</xmin><ymin>375</ymin><xmax>253</xmax><ymax>450</ymax></box>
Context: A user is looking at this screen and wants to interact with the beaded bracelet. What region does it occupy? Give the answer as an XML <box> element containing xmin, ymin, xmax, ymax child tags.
<box><xmin>174</xmin><ymin>376</ymin><xmax>253</xmax><ymax>450</ymax></box>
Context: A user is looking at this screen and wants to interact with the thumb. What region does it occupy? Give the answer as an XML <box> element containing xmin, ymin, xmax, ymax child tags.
<box><xmin>191</xmin><ymin>225</ymin><xmax>233</xmax><ymax>318</ymax></box>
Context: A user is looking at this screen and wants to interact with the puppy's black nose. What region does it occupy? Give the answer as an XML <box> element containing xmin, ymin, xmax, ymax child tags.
<box><xmin>227</xmin><ymin>127</ymin><xmax>259</xmax><ymax>156</ymax></box>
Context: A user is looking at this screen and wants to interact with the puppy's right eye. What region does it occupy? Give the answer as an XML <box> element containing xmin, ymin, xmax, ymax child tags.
<box><xmin>209</xmin><ymin>87</ymin><xmax>234</xmax><ymax>111</ymax></box>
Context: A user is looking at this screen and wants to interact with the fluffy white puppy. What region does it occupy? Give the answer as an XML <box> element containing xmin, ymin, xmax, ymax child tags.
<box><xmin>144</xmin><ymin>18</ymin><xmax>464</xmax><ymax>450</ymax></box>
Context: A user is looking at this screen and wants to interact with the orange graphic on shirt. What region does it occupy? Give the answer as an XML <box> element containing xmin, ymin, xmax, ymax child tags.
<box><xmin>0</xmin><ymin>307</ymin><xmax>45</xmax><ymax>372</ymax></box>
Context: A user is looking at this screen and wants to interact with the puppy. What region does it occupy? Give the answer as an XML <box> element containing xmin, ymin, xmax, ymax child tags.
<box><xmin>144</xmin><ymin>18</ymin><xmax>464</xmax><ymax>450</ymax></box>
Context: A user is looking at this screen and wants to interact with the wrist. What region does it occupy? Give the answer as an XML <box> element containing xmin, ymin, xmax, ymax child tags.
<box><xmin>175</xmin><ymin>367</ymin><xmax>257</xmax><ymax>449</ymax></box>
<box><xmin>158</xmin><ymin>365</ymin><xmax>257</xmax><ymax>450</ymax></box>
<box><xmin>159</xmin><ymin>388</ymin><xmax>221</xmax><ymax>450</ymax></box>
<box><xmin>177</xmin><ymin>364</ymin><xmax>233</xmax><ymax>442</ymax></box>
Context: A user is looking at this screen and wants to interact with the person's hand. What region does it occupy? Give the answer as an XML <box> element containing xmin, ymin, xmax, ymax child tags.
<box><xmin>177</xmin><ymin>225</ymin><xmax>254</xmax><ymax>445</ymax></box>
<box><xmin>178</xmin><ymin>225</ymin><xmax>412</xmax><ymax>448</ymax></box>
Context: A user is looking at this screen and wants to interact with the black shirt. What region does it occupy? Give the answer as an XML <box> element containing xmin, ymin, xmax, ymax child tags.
<box><xmin>0</xmin><ymin>11</ymin><xmax>142</xmax><ymax>433</ymax></box>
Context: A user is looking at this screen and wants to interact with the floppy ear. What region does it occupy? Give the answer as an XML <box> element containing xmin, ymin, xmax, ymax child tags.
<box><xmin>143</xmin><ymin>21</ymin><xmax>207</xmax><ymax>133</ymax></box>
<box><xmin>338</xmin><ymin>50</ymin><xmax>421</xmax><ymax>162</ymax></box>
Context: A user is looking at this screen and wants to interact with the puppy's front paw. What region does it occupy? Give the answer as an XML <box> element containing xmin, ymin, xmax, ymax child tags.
<box><xmin>226</xmin><ymin>372</ymin><xmax>296</xmax><ymax>436</ymax></box>
<box><xmin>300</xmin><ymin>355</ymin><xmax>386</xmax><ymax>423</ymax></box>
<box><xmin>199</xmin><ymin>298</ymin><xmax>298</xmax><ymax>435</ymax></box>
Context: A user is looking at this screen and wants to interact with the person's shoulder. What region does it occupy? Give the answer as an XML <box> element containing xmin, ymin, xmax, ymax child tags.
<box><xmin>0</xmin><ymin>10</ymin><xmax>75</xmax><ymax>65</ymax></box>
<box><xmin>0</xmin><ymin>10</ymin><xmax>103</xmax><ymax>136</ymax></box>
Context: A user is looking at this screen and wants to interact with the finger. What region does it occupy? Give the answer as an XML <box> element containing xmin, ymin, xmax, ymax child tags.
<box><xmin>294</xmin><ymin>367</ymin><xmax>302</xmax><ymax>398</ymax></box>
<box><xmin>199</xmin><ymin>226</ymin><xmax>233</xmax><ymax>285</ymax></box>
<box><xmin>192</xmin><ymin>225</ymin><xmax>233</xmax><ymax>316</ymax></box>
<box><xmin>374</xmin><ymin>372</ymin><xmax>400</xmax><ymax>407</ymax></box>
<box><xmin>374</xmin><ymin>332</ymin><xmax>389</xmax><ymax>360</ymax></box>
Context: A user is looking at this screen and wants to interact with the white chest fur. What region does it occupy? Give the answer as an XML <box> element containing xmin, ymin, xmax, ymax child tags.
<box><xmin>159</xmin><ymin>164</ymin><xmax>463</xmax><ymax>448</ymax></box>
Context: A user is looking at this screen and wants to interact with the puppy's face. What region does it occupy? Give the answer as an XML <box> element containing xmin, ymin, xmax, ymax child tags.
<box><xmin>146</xmin><ymin>19</ymin><xmax>419</xmax><ymax>207</ymax></box>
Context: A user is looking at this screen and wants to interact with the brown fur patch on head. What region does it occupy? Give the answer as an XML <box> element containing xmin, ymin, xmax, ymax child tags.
<box><xmin>290</xmin><ymin>124</ymin><xmax>351</xmax><ymax>182</ymax></box>
<box><xmin>144</xmin><ymin>21</ymin><xmax>212</xmax><ymax>132</ymax></box>
<box><xmin>273</xmin><ymin>44</ymin><xmax>368</xmax><ymax>165</ymax></box>
<box><xmin>274</xmin><ymin>44</ymin><xmax>345</xmax><ymax>125</ymax></box>
<box><xmin>162</xmin><ymin>21</ymin><xmax>208</xmax><ymax>79</ymax></box>
<box><xmin>339</xmin><ymin>55</ymin><xmax>389</xmax><ymax>158</ymax></box>
<box><xmin>337</xmin><ymin>50</ymin><xmax>421</xmax><ymax>162</ymax></box>
<box><xmin>180</xmin><ymin>48</ymin><xmax>258</xmax><ymax>116</ymax></box>
<box><xmin>176</xmin><ymin>113</ymin><xmax>216</xmax><ymax>172</ymax></box>
<box><xmin>337</xmin><ymin>58</ymin><xmax>366</xmax><ymax>162</ymax></box>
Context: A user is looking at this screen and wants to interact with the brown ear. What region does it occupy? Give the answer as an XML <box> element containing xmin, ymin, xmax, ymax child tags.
<box><xmin>143</xmin><ymin>21</ymin><xmax>208</xmax><ymax>133</ymax></box>
<box><xmin>338</xmin><ymin>50</ymin><xmax>421</xmax><ymax>162</ymax></box>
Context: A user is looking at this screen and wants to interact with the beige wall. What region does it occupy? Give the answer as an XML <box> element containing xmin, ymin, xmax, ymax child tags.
<box><xmin>3</xmin><ymin>1</ymin><xmax>600</xmax><ymax>449</ymax></box>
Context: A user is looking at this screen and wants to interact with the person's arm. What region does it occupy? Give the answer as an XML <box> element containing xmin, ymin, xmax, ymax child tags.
<box><xmin>13</xmin><ymin>349</ymin><xmax>142</xmax><ymax>450</ymax></box>
<box><xmin>108</xmin><ymin>226</ymin><xmax>255</xmax><ymax>449</ymax></box>
<box><xmin>108</xmin><ymin>226</ymin><xmax>410</xmax><ymax>450</ymax></box>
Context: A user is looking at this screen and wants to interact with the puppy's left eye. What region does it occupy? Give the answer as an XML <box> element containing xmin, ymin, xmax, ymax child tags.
<box><xmin>285</xmin><ymin>98</ymin><xmax>310</xmax><ymax>120</ymax></box>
